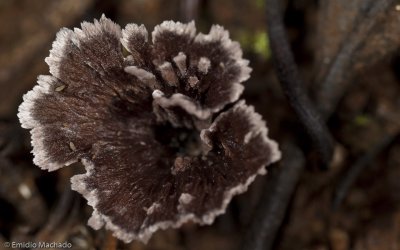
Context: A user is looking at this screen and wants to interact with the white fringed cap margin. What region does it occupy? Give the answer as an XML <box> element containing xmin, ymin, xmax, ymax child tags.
<box><xmin>71</xmin><ymin>101</ymin><xmax>281</xmax><ymax>243</ymax></box>
<box><xmin>194</xmin><ymin>25</ymin><xmax>252</xmax><ymax>112</ymax></box>
<box><xmin>18</xmin><ymin>15</ymin><xmax>122</xmax><ymax>172</ymax></box>
<box><xmin>18</xmin><ymin>15</ymin><xmax>280</xmax><ymax>244</ymax></box>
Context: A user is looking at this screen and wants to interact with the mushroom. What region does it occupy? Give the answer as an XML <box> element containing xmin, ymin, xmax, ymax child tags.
<box><xmin>18</xmin><ymin>15</ymin><xmax>281</xmax><ymax>243</ymax></box>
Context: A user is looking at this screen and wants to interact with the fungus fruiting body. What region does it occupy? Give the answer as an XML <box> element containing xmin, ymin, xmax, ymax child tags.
<box><xmin>18</xmin><ymin>16</ymin><xmax>281</xmax><ymax>243</ymax></box>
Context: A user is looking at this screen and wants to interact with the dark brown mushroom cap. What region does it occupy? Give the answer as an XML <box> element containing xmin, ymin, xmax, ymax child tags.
<box><xmin>123</xmin><ymin>20</ymin><xmax>251</xmax><ymax>113</ymax></box>
<box><xmin>71</xmin><ymin>100</ymin><xmax>280</xmax><ymax>242</ymax></box>
<box><xmin>18</xmin><ymin>16</ymin><xmax>281</xmax><ymax>243</ymax></box>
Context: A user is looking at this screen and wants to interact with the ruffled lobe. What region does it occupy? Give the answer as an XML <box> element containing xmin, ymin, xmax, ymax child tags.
<box><xmin>152</xmin><ymin>90</ymin><xmax>211</xmax><ymax>129</ymax></box>
<box><xmin>121</xmin><ymin>21</ymin><xmax>252</xmax><ymax>113</ymax></box>
<box><xmin>71</xmin><ymin>101</ymin><xmax>280</xmax><ymax>243</ymax></box>
<box><xmin>18</xmin><ymin>16</ymin><xmax>153</xmax><ymax>171</ymax></box>
<box><xmin>18</xmin><ymin>16</ymin><xmax>281</xmax><ymax>244</ymax></box>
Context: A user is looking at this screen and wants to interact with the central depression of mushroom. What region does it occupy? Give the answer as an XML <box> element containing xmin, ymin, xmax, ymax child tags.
<box><xmin>18</xmin><ymin>16</ymin><xmax>281</xmax><ymax>243</ymax></box>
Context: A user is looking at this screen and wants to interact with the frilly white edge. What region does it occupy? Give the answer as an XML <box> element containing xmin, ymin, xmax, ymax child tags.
<box><xmin>18</xmin><ymin>14</ymin><xmax>279</xmax><ymax>243</ymax></box>
<box><xmin>71</xmin><ymin>101</ymin><xmax>281</xmax><ymax>243</ymax></box>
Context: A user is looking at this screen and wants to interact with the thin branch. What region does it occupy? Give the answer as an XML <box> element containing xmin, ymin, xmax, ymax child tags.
<box><xmin>180</xmin><ymin>0</ymin><xmax>200</xmax><ymax>22</ymax></box>
<box><xmin>316</xmin><ymin>0</ymin><xmax>396</xmax><ymax>118</ymax></box>
<box><xmin>241</xmin><ymin>1</ymin><xmax>396</xmax><ymax>250</ymax></box>
<box><xmin>35</xmin><ymin>185</ymin><xmax>76</xmax><ymax>241</ymax></box>
<box><xmin>332</xmin><ymin>133</ymin><xmax>397</xmax><ymax>209</ymax></box>
<box><xmin>241</xmin><ymin>142</ymin><xmax>305</xmax><ymax>250</ymax></box>
<box><xmin>241</xmin><ymin>0</ymin><xmax>340</xmax><ymax>248</ymax></box>
<box><xmin>265</xmin><ymin>0</ymin><xmax>334</xmax><ymax>168</ymax></box>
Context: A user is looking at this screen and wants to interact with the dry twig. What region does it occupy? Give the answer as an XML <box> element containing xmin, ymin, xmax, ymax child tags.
<box><xmin>241</xmin><ymin>142</ymin><xmax>304</xmax><ymax>250</ymax></box>
<box><xmin>265</xmin><ymin>0</ymin><xmax>334</xmax><ymax>168</ymax></box>
<box><xmin>333</xmin><ymin>133</ymin><xmax>397</xmax><ymax>209</ymax></box>
<box><xmin>316</xmin><ymin>0</ymin><xmax>396</xmax><ymax>117</ymax></box>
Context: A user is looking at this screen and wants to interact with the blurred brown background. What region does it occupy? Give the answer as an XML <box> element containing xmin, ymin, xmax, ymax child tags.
<box><xmin>0</xmin><ymin>0</ymin><xmax>400</xmax><ymax>250</ymax></box>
